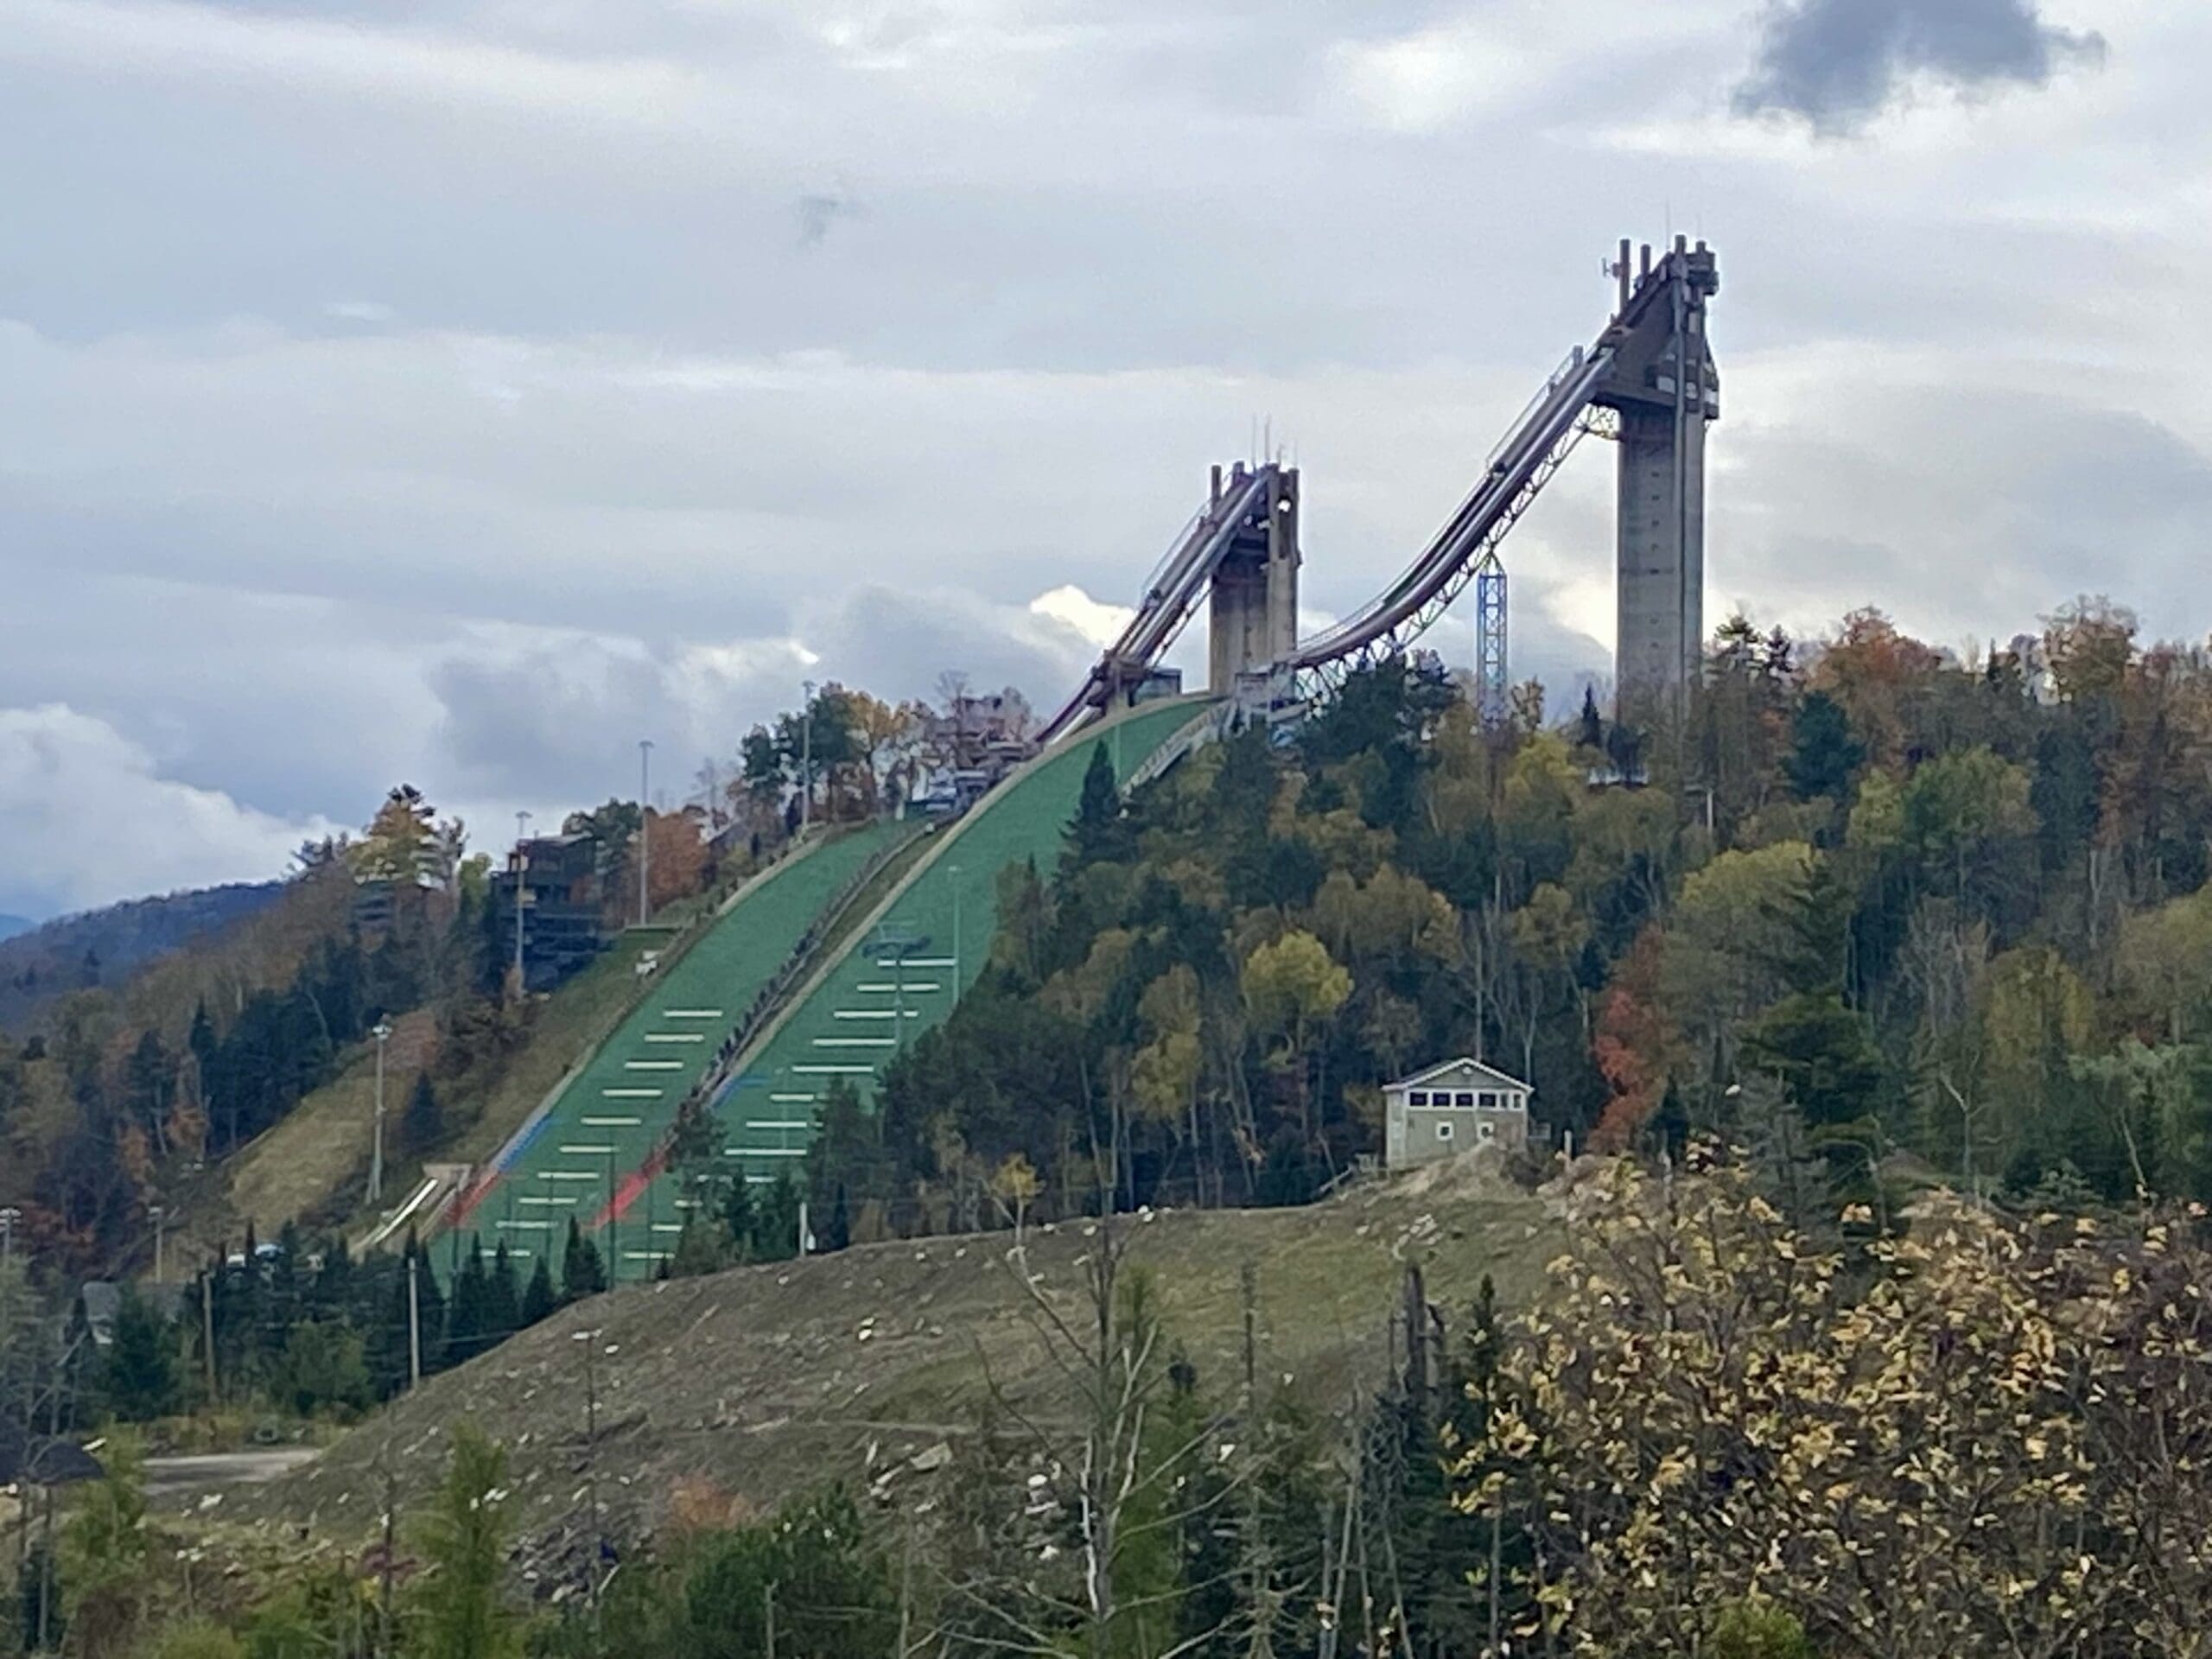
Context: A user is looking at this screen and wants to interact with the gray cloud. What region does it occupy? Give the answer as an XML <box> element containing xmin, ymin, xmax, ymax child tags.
<box><xmin>2</xmin><ymin>0</ymin><xmax>2208</xmax><ymax>912</ymax></box>
<box><xmin>1736</xmin><ymin>0</ymin><xmax>2106</xmax><ymax>130</ymax></box>
<box><xmin>428</xmin><ymin>585</ymin><xmax>1102</xmax><ymax>807</ymax></box>
<box><xmin>795</xmin><ymin>190</ymin><xmax>861</xmax><ymax>250</ymax></box>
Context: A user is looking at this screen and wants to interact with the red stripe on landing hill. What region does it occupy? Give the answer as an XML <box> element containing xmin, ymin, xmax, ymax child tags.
<box><xmin>447</xmin><ymin>1173</ymin><xmax>499</xmax><ymax>1230</ymax></box>
<box><xmin>590</xmin><ymin>1145</ymin><xmax>671</xmax><ymax>1230</ymax></box>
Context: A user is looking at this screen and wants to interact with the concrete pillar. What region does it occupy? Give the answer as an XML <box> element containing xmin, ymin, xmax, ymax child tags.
<box><xmin>1614</xmin><ymin>400</ymin><xmax>1706</xmax><ymax>699</ymax></box>
<box><xmin>1592</xmin><ymin>244</ymin><xmax>1719</xmax><ymax>717</ymax></box>
<box><xmin>1207</xmin><ymin>466</ymin><xmax>1300</xmax><ymax>692</ymax></box>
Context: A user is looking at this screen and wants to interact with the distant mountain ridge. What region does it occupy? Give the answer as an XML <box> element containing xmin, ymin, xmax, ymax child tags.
<box><xmin>0</xmin><ymin>915</ymin><xmax>31</xmax><ymax>944</ymax></box>
<box><xmin>0</xmin><ymin>881</ymin><xmax>286</xmax><ymax>1032</ymax></box>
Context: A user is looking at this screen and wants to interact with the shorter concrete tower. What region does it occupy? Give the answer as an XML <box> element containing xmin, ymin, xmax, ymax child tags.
<box><xmin>1592</xmin><ymin>237</ymin><xmax>1720</xmax><ymax>714</ymax></box>
<box><xmin>1206</xmin><ymin>463</ymin><xmax>1300</xmax><ymax>693</ymax></box>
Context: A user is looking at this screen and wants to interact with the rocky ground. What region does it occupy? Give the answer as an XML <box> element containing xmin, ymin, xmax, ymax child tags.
<box><xmin>218</xmin><ymin>1154</ymin><xmax>1560</xmax><ymax>1596</ymax></box>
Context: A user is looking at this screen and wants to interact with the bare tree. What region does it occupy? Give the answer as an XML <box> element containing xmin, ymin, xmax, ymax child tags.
<box><xmin>938</xmin><ymin>1212</ymin><xmax>1257</xmax><ymax>1657</ymax></box>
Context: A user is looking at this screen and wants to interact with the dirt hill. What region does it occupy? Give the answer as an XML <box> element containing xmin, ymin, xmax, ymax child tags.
<box><xmin>233</xmin><ymin>1156</ymin><xmax>1560</xmax><ymax>1577</ymax></box>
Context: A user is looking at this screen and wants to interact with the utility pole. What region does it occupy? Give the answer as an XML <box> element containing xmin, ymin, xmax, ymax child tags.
<box><xmin>800</xmin><ymin>680</ymin><xmax>817</xmax><ymax>836</ymax></box>
<box><xmin>574</xmin><ymin>1329</ymin><xmax>606</xmax><ymax>1637</ymax></box>
<box><xmin>378</xmin><ymin>1452</ymin><xmax>397</xmax><ymax>1659</ymax></box>
<box><xmin>200</xmin><ymin>1261</ymin><xmax>218</xmax><ymax>1403</ymax></box>
<box><xmin>637</xmin><ymin>739</ymin><xmax>655</xmax><ymax>925</ymax></box>
<box><xmin>512</xmin><ymin>808</ymin><xmax>532</xmax><ymax>991</ymax></box>
<box><xmin>406</xmin><ymin>1250</ymin><xmax>423</xmax><ymax>1390</ymax></box>
<box><xmin>367</xmin><ymin>1020</ymin><xmax>393</xmax><ymax>1205</ymax></box>
<box><xmin>949</xmin><ymin>863</ymin><xmax>962</xmax><ymax>990</ymax></box>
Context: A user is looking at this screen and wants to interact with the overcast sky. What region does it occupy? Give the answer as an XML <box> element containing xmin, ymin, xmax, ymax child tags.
<box><xmin>0</xmin><ymin>0</ymin><xmax>2196</xmax><ymax>920</ymax></box>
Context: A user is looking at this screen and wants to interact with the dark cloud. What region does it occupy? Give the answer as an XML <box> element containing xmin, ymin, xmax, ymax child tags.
<box><xmin>794</xmin><ymin>190</ymin><xmax>861</xmax><ymax>250</ymax></box>
<box><xmin>1735</xmin><ymin>0</ymin><xmax>2105</xmax><ymax>131</ymax></box>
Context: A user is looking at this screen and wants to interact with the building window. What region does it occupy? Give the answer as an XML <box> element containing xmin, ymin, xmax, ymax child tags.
<box><xmin>1478</xmin><ymin>1121</ymin><xmax>1497</xmax><ymax>1143</ymax></box>
<box><xmin>1408</xmin><ymin>1090</ymin><xmax>1428</xmax><ymax>1107</ymax></box>
<box><xmin>1436</xmin><ymin>1122</ymin><xmax>1454</xmax><ymax>1141</ymax></box>
<box><xmin>1478</xmin><ymin>1090</ymin><xmax>1497</xmax><ymax>1109</ymax></box>
<box><xmin>1455</xmin><ymin>1091</ymin><xmax>1476</xmax><ymax>1108</ymax></box>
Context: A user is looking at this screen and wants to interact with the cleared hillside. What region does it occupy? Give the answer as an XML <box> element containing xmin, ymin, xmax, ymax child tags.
<box><xmin>241</xmin><ymin>1158</ymin><xmax>1559</xmax><ymax>1567</ymax></box>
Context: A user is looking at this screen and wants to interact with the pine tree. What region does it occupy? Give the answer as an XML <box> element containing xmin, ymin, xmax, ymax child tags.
<box><xmin>403</xmin><ymin>1071</ymin><xmax>444</xmax><ymax>1154</ymax></box>
<box><xmin>753</xmin><ymin>1171</ymin><xmax>803</xmax><ymax>1261</ymax></box>
<box><xmin>1578</xmin><ymin>684</ymin><xmax>1605</xmax><ymax>752</ymax></box>
<box><xmin>410</xmin><ymin>1234</ymin><xmax>446</xmax><ymax>1365</ymax></box>
<box><xmin>520</xmin><ymin>1255</ymin><xmax>556</xmax><ymax>1326</ymax></box>
<box><xmin>561</xmin><ymin>1217</ymin><xmax>607</xmax><ymax>1301</ymax></box>
<box><xmin>485</xmin><ymin>1242</ymin><xmax>521</xmax><ymax>1345</ymax></box>
<box><xmin>719</xmin><ymin>1174</ymin><xmax>757</xmax><ymax>1264</ymax></box>
<box><xmin>443</xmin><ymin>1239</ymin><xmax>489</xmax><ymax>1367</ymax></box>
<box><xmin>1786</xmin><ymin>690</ymin><xmax>1865</xmax><ymax>803</ymax></box>
<box><xmin>101</xmin><ymin>1286</ymin><xmax>179</xmax><ymax>1421</ymax></box>
<box><xmin>1065</xmin><ymin>741</ymin><xmax>1133</xmax><ymax>869</ymax></box>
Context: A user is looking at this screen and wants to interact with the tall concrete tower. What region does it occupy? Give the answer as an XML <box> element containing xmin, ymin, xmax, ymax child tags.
<box><xmin>1592</xmin><ymin>238</ymin><xmax>1719</xmax><ymax>714</ymax></box>
<box><xmin>1207</xmin><ymin>462</ymin><xmax>1300</xmax><ymax>693</ymax></box>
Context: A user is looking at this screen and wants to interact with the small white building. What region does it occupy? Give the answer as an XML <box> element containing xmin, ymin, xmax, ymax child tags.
<box><xmin>1383</xmin><ymin>1058</ymin><xmax>1533</xmax><ymax>1168</ymax></box>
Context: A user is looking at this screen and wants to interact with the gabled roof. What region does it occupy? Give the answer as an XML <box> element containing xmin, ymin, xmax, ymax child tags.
<box><xmin>1386</xmin><ymin>1057</ymin><xmax>1532</xmax><ymax>1094</ymax></box>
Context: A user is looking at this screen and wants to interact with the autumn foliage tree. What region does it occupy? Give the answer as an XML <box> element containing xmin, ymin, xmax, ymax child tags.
<box><xmin>1462</xmin><ymin>1150</ymin><xmax>2212</xmax><ymax>1657</ymax></box>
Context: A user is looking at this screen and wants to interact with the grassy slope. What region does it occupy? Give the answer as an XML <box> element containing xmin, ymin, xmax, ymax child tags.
<box><xmin>213</xmin><ymin>931</ymin><xmax>670</xmax><ymax>1245</ymax></box>
<box><xmin>244</xmin><ymin>1158</ymin><xmax>1558</xmax><ymax>1560</ymax></box>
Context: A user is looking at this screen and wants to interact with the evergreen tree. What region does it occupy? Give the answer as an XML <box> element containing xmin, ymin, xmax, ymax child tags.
<box><xmin>752</xmin><ymin>1171</ymin><xmax>804</xmax><ymax>1261</ymax></box>
<box><xmin>666</xmin><ymin>1216</ymin><xmax>729</xmax><ymax>1279</ymax></box>
<box><xmin>561</xmin><ymin>1217</ymin><xmax>607</xmax><ymax>1301</ymax></box>
<box><xmin>1065</xmin><ymin>741</ymin><xmax>1132</xmax><ymax>869</ymax></box>
<box><xmin>403</xmin><ymin>1071</ymin><xmax>444</xmax><ymax>1154</ymax></box>
<box><xmin>485</xmin><ymin>1241</ymin><xmax>521</xmax><ymax>1345</ymax></box>
<box><xmin>443</xmin><ymin>1238</ymin><xmax>489</xmax><ymax>1367</ymax></box>
<box><xmin>1786</xmin><ymin>690</ymin><xmax>1864</xmax><ymax>803</ymax></box>
<box><xmin>719</xmin><ymin>1173</ymin><xmax>757</xmax><ymax>1265</ymax></box>
<box><xmin>521</xmin><ymin>1254</ymin><xmax>557</xmax><ymax>1326</ymax></box>
<box><xmin>1577</xmin><ymin>684</ymin><xmax>1605</xmax><ymax>752</ymax></box>
<box><xmin>100</xmin><ymin>1287</ymin><xmax>178</xmax><ymax>1421</ymax></box>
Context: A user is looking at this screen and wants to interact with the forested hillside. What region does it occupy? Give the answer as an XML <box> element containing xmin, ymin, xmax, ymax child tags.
<box><xmin>822</xmin><ymin>597</ymin><xmax>2212</xmax><ymax>1236</ymax></box>
<box><xmin>0</xmin><ymin>882</ymin><xmax>284</xmax><ymax>1033</ymax></box>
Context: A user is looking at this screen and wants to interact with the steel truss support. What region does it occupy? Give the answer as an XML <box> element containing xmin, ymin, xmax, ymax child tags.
<box><xmin>1287</xmin><ymin>407</ymin><xmax>1617</xmax><ymax>709</ymax></box>
<box><xmin>1474</xmin><ymin>556</ymin><xmax>1508</xmax><ymax>726</ymax></box>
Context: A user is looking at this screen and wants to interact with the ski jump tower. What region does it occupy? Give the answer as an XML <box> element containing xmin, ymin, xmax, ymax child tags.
<box><xmin>1035</xmin><ymin>237</ymin><xmax>1720</xmax><ymax>749</ymax></box>
<box><xmin>1594</xmin><ymin>237</ymin><xmax>1720</xmax><ymax>711</ymax></box>
<box><xmin>1205</xmin><ymin>461</ymin><xmax>1300</xmax><ymax>693</ymax></box>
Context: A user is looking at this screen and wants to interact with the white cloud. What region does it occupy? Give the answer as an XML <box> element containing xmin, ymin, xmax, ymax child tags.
<box><xmin>0</xmin><ymin>705</ymin><xmax>340</xmax><ymax>916</ymax></box>
<box><xmin>1028</xmin><ymin>585</ymin><xmax>1132</xmax><ymax>649</ymax></box>
<box><xmin>323</xmin><ymin>299</ymin><xmax>396</xmax><ymax>324</ymax></box>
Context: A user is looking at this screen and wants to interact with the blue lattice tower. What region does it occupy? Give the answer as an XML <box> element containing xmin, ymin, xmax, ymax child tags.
<box><xmin>1474</xmin><ymin>553</ymin><xmax>1509</xmax><ymax>726</ymax></box>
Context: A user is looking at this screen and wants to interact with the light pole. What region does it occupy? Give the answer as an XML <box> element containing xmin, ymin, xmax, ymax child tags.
<box><xmin>512</xmin><ymin>809</ymin><xmax>533</xmax><ymax>990</ymax></box>
<box><xmin>149</xmin><ymin>1204</ymin><xmax>168</xmax><ymax>1283</ymax></box>
<box><xmin>950</xmin><ymin>863</ymin><xmax>962</xmax><ymax>991</ymax></box>
<box><xmin>367</xmin><ymin>1020</ymin><xmax>394</xmax><ymax>1205</ymax></box>
<box><xmin>637</xmin><ymin>740</ymin><xmax>655</xmax><ymax>925</ymax></box>
<box><xmin>799</xmin><ymin>680</ymin><xmax>817</xmax><ymax>836</ymax></box>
